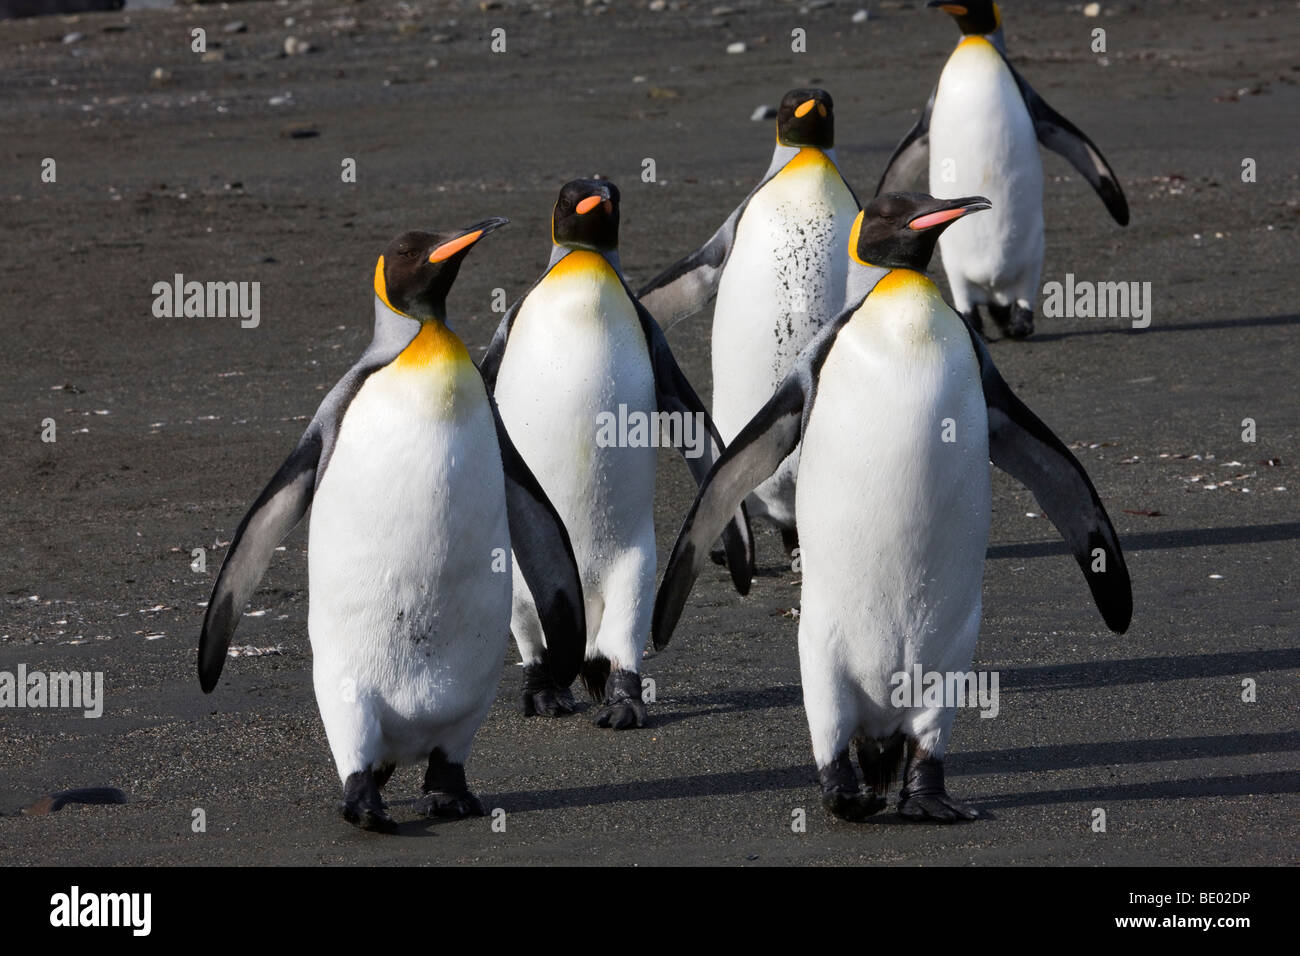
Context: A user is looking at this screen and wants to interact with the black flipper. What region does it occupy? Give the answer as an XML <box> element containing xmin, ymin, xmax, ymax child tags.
<box><xmin>651</xmin><ymin>298</ymin><xmax>861</xmax><ymax>650</ymax></box>
<box><xmin>487</xmin><ymin>393</ymin><xmax>587</xmax><ymax>688</ymax></box>
<box><xmin>629</xmin><ymin>290</ymin><xmax>755</xmax><ymax>594</ymax></box>
<box><xmin>966</xmin><ymin>326</ymin><xmax>1132</xmax><ymax>632</ymax></box>
<box><xmin>636</xmin><ymin>213</ymin><xmax>736</xmax><ymax>329</ymax></box>
<box><xmin>1003</xmin><ymin>57</ymin><xmax>1129</xmax><ymax>226</ymax></box>
<box><xmin>875</xmin><ymin>87</ymin><xmax>935</xmax><ymax>197</ymax></box>
<box><xmin>199</xmin><ymin>428</ymin><xmax>322</xmax><ymax>692</ymax></box>
<box><xmin>652</xmin><ymin>373</ymin><xmax>811</xmax><ymax>650</ymax></box>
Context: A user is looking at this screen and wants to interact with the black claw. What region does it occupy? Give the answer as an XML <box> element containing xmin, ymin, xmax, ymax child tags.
<box><xmin>592</xmin><ymin>668</ymin><xmax>647</xmax><ymax>729</ymax></box>
<box><xmin>419</xmin><ymin>749</ymin><xmax>484</xmax><ymax>818</ymax></box>
<box><xmin>897</xmin><ymin>753</ymin><xmax>979</xmax><ymax>823</ymax></box>
<box><xmin>521</xmin><ymin>662</ymin><xmax>577</xmax><ymax>717</ymax></box>
<box><xmin>1008</xmin><ymin>304</ymin><xmax>1034</xmax><ymax>339</ymax></box>
<box><xmin>340</xmin><ymin>769</ymin><xmax>398</xmax><ymax>834</ymax></box>
<box><xmin>416</xmin><ymin>790</ymin><xmax>486</xmax><ymax>819</ymax></box>
<box><xmin>818</xmin><ymin>751</ymin><xmax>886</xmax><ymax>821</ymax></box>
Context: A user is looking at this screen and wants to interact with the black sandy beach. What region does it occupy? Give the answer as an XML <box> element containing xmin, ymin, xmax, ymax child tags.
<box><xmin>0</xmin><ymin>0</ymin><xmax>1296</xmax><ymax>865</ymax></box>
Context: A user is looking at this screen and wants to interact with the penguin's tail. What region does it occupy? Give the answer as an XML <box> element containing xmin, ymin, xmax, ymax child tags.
<box><xmin>856</xmin><ymin>734</ymin><xmax>906</xmax><ymax>795</ymax></box>
<box><xmin>580</xmin><ymin>655</ymin><xmax>612</xmax><ymax>703</ymax></box>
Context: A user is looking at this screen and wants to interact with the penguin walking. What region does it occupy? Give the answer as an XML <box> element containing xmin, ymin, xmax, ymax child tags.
<box><xmin>653</xmin><ymin>192</ymin><xmax>1132</xmax><ymax>821</ymax></box>
<box><xmin>481</xmin><ymin>179</ymin><xmax>752</xmax><ymax>728</ymax></box>
<box><xmin>199</xmin><ymin>220</ymin><xmax>587</xmax><ymax>833</ymax></box>
<box><xmin>877</xmin><ymin>1</ymin><xmax>1129</xmax><ymax>339</ymax></box>
<box><xmin>639</xmin><ymin>89</ymin><xmax>873</xmax><ymax>555</ymax></box>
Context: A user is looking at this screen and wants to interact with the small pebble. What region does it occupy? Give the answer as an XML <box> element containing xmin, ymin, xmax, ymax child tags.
<box><xmin>726</xmin><ymin>41</ymin><xmax>746</xmax><ymax>54</ymax></box>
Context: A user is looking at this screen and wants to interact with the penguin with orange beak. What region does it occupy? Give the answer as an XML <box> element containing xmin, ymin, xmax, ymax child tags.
<box><xmin>878</xmin><ymin>0</ymin><xmax>1128</xmax><ymax>339</ymax></box>
<box><xmin>199</xmin><ymin>220</ymin><xmax>587</xmax><ymax>832</ymax></box>
<box><xmin>653</xmin><ymin>193</ymin><xmax>1131</xmax><ymax>821</ymax></box>
<box><xmin>482</xmin><ymin>179</ymin><xmax>752</xmax><ymax>728</ymax></box>
<box><xmin>639</xmin><ymin>88</ymin><xmax>869</xmax><ymax>559</ymax></box>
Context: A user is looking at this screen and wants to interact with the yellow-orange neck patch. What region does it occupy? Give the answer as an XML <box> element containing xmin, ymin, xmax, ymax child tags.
<box><xmin>391</xmin><ymin>320</ymin><xmax>471</xmax><ymax>370</ymax></box>
<box><xmin>957</xmin><ymin>34</ymin><xmax>996</xmax><ymax>53</ymax></box>
<box><xmin>547</xmin><ymin>249</ymin><xmax>616</xmax><ymax>282</ymax></box>
<box><xmin>870</xmin><ymin>268</ymin><xmax>935</xmax><ymax>299</ymax></box>
<box><xmin>778</xmin><ymin>146</ymin><xmax>835</xmax><ymax>172</ymax></box>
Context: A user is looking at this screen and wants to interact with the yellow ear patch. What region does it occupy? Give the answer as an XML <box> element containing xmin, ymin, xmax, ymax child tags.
<box><xmin>847</xmin><ymin>210</ymin><xmax>867</xmax><ymax>265</ymax></box>
<box><xmin>795</xmin><ymin>99</ymin><xmax>816</xmax><ymax>118</ymax></box>
<box><xmin>374</xmin><ymin>255</ymin><xmax>402</xmax><ymax>313</ymax></box>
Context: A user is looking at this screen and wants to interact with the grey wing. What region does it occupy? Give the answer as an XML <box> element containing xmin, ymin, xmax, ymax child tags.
<box><xmin>1004</xmin><ymin>58</ymin><xmax>1129</xmax><ymax>225</ymax></box>
<box><xmin>631</xmin><ymin>292</ymin><xmax>755</xmax><ymax>594</ymax></box>
<box><xmin>636</xmin><ymin>207</ymin><xmax>740</xmax><ymax>328</ymax></box>
<box><xmin>876</xmin><ymin>87</ymin><xmax>935</xmax><ymax>196</ymax></box>
<box><xmin>487</xmin><ymin>392</ymin><xmax>587</xmax><ymax>688</ymax></box>
<box><xmin>199</xmin><ymin>426</ymin><xmax>322</xmax><ymax>692</ymax></box>
<box><xmin>967</xmin><ymin>326</ymin><xmax>1132</xmax><ymax>633</ymax></box>
<box><xmin>651</xmin><ymin>373</ymin><xmax>809</xmax><ymax>650</ymax></box>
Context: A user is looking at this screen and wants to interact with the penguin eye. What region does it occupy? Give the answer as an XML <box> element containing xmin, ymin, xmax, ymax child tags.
<box><xmin>399</xmin><ymin>246</ymin><xmax>419</xmax><ymax>260</ymax></box>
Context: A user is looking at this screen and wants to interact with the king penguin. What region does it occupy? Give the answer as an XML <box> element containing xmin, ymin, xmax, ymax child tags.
<box><xmin>639</xmin><ymin>89</ymin><xmax>874</xmax><ymax>556</ymax></box>
<box><xmin>481</xmin><ymin>178</ymin><xmax>752</xmax><ymax>728</ymax></box>
<box><xmin>653</xmin><ymin>192</ymin><xmax>1132</xmax><ymax>821</ymax></box>
<box><xmin>877</xmin><ymin>0</ymin><xmax>1129</xmax><ymax>339</ymax></box>
<box><xmin>198</xmin><ymin>220</ymin><xmax>587</xmax><ymax>833</ymax></box>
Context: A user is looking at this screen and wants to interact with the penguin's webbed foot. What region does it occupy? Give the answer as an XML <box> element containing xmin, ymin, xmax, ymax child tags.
<box><xmin>340</xmin><ymin>769</ymin><xmax>398</xmax><ymax>834</ymax></box>
<box><xmin>520</xmin><ymin>661</ymin><xmax>577</xmax><ymax>718</ymax></box>
<box><xmin>592</xmin><ymin>668</ymin><xmax>647</xmax><ymax>729</ymax></box>
<box><xmin>818</xmin><ymin>752</ymin><xmax>886</xmax><ymax>822</ymax></box>
<box><xmin>416</xmin><ymin>789</ymin><xmax>486</xmax><ymax>819</ymax></box>
<box><xmin>897</xmin><ymin>752</ymin><xmax>978</xmax><ymax>823</ymax></box>
<box><xmin>419</xmin><ymin>749</ymin><xmax>485</xmax><ymax>819</ymax></box>
<box><xmin>1008</xmin><ymin>304</ymin><xmax>1034</xmax><ymax>339</ymax></box>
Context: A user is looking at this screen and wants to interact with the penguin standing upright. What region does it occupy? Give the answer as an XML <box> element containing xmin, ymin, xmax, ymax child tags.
<box><xmin>639</xmin><ymin>89</ymin><xmax>874</xmax><ymax>554</ymax></box>
<box><xmin>199</xmin><ymin>221</ymin><xmax>587</xmax><ymax>833</ymax></box>
<box><xmin>878</xmin><ymin>1</ymin><xmax>1129</xmax><ymax>338</ymax></box>
<box><xmin>481</xmin><ymin>179</ymin><xmax>752</xmax><ymax>728</ymax></box>
<box><xmin>654</xmin><ymin>192</ymin><xmax>1132</xmax><ymax>821</ymax></box>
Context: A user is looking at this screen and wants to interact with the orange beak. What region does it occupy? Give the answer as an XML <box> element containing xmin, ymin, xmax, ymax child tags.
<box><xmin>576</xmin><ymin>195</ymin><xmax>603</xmax><ymax>215</ymax></box>
<box><xmin>429</xmin><ymin>230</ymin><xmax>484</xmax><ymax>263</ymax></box>
<box><xmin>794</xmin><ymin>99</ymin><xmax>816</xmax><ymax>118</ymax></box>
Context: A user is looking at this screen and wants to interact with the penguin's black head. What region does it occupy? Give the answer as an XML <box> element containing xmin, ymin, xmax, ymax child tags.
<box><xmin>552</xmin><ymin>178</ymin><xmax>620</xmax><ymax>252</ymax></box>
<box><xmin>375</xmin><ymin>218</ymin><xmax>509</xmax><ymax>320</ymax></box>
<box><xmin>850</xmin><ymin>192</ymin><xmax>991</xmax><ymax>271</ymax></box>
<box><xmin>927</xmin><ymin>0</ymin><xmax>1000</xmax><ymax>36</ymax></box>
<box><xmin>776</xmin><ymin>88</ymin><xmax>834</xmax><ymax>149</ymax></box>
